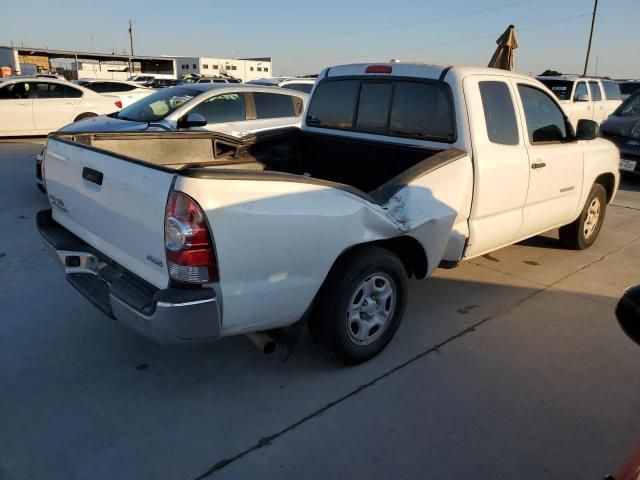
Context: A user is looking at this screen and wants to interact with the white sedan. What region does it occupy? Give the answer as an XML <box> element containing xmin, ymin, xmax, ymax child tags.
<box><xmin>0</xmin><ymin>76</ymin><xmax>122</xmax><ymax>136</ymax></box>
<box><xmin>75</xmin><ymin>79</ymin><xmax>154</xmax><ymax>107</ymax></box>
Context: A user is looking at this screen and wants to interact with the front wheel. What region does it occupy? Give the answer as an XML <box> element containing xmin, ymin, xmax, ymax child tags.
<box><xmin>309</xmin><ymin>246</ymin><xmax>408</xmax><ymax>365</ymax></box>
<box><xmin>559</xmin><ymin>184</ymin><xmax>607</xmax><ymax>250</ymax></box>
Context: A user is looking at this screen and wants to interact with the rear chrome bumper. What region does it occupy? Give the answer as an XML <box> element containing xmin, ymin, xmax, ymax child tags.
<box><xmin>37</xmin><ymin>209</ymin><xmax>221</xmax><ymax>345</ymax></box>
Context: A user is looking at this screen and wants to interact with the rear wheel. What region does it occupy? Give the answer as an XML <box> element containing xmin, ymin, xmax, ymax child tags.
<box><xmin>309</xmin><ymin>246</ymin><xmax>408</xmax><ymax>365</ymax></box>
<box><xmin>74</xmin><ymin>112</ymin><xmax>97</xmax><ymax>122</ymax></box>
<box><xmin>559</xmin><ymin>184</ymin><xmax>607</xmax><ymax>250</ymax></box>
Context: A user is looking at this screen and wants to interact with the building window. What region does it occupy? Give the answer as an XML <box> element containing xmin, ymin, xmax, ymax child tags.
<box><xmin>257</xmin><ymin>67</ymin><xmax>262</xmax><ymax>72</ymax></box>
<box><xmin>212</xmin><ymin>65</ymin><xmax>218</xmax><ymax>69</ymax></box>
<box><xmin>231</xmin><ymin>66</ymin><xmax>237</xmax><ymax>70</ymax></box>
<box><xmin>264</xmin><ymin>67</ymin><xmax>269</xmax><ymax>72</ymax></box>
<box><xmin>250</xmin><ymin>67</ymin><xmax>254</xmax><ymax>71</ymax></box>
<box><xmin>203</xmin><ymin>64</ymin><xmax>209</xmax><ymax>69</ymax></box>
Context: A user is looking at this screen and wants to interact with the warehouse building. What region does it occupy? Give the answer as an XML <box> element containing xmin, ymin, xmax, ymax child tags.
<box><xmin>170</xmin><ymin>56</ymin><xmax>272</xmax><ymax>82</ymax></box>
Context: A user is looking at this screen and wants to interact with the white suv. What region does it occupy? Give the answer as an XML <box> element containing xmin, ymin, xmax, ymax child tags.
<box><xmin>538</xmin><ymin>76</ymin><xmax>623</xmax><ymax>127</ymax></box>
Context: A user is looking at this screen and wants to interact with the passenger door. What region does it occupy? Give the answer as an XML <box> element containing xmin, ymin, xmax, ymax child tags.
<box><xmin>32</xmin><ymin>82</ymin><xmax>83</xmax><ymax>132</ymax></box>
<box><xmin>588</xmin><ymin>81</ymin><xmax>604</xmax><ymax>123</ymax></box>
<box><xmin>570</xmin><ymin>80</ymin><xmax>593</xmax><ymax>125</ymax></box>
<box><xmin>463</xmin><ymin>76</ymin><xmax>530</xmax><ymax>258</ymax></box>
<box><xmin>515</xmin><ymin>82</ymin><xmax>583</xmax><ymax>238</ymax></box>
<box><xmin>0</xmin><ymin>81</ymin><xmax>35</xmax><ymax>134</ymax></box>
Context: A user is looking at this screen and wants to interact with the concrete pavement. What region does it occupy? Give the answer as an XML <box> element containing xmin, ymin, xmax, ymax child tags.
<box><xmin>0</xmin><ymin>142</ymin><xmax>639</xmax><ymax>479</ymax></box>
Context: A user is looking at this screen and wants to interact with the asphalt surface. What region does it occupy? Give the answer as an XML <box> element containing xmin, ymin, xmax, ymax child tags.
<box><xmin>1</xmin><ymin>141</ymin><xmax>639</xmax><ymax>480</ymax></box>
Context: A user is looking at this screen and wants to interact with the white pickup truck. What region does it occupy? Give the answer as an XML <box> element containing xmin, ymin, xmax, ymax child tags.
<box><xmin>38</xmin><ymin>63</ymin><xmax>620</xmax><ymax>364</ymax></box>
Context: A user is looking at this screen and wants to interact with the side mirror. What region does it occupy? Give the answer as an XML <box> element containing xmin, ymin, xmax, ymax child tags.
<box><xmin>575</xmin><ymin>93</ymin><xmax>589</xmax><ymax>102</ymax></box>
<box><xmin>177</xmin><ymin>113</ymin><xmax>207</xmax><ymax>129</ymax></box>
<box><xmin>575</xmin><ymin>119</ymin><xmax>599</xmax><ymax>140</ymax></box>
<box><xmin>616</xmin><ymin>284</ymin><xmax>640</xmax><ymax>346</ymax></box>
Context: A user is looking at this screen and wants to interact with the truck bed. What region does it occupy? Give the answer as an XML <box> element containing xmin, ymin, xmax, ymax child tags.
<box><xmin>52</xmin><ymin>128</ymin><xmax>446</xmax><ymax>195</ymax></box>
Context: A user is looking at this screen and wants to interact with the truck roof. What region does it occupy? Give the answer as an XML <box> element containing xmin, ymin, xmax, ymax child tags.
<box><xmin>324</xmin><ymin>62</ymin><xmax>537</xmax><ymax>83</ymax></box>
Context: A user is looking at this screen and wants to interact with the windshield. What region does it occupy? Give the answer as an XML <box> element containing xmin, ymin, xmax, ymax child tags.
<box><xmin>614</xmin><ymin>91</ymin><xmax>640</xmax><ymax>118</ymax></box>
<box><xmin>115</xmin><ymin>86</ymin><xmax>201</xmax><ymax>122</ymax></box>
<box><xmin>539</xmin><ymin>80</ymin><xmax>574</xmax><ymax>101</ymax></box>
<box><xmin>620</xmin><ymin>83</ymin><xmax>640</xmax><ymax>96</ymax></box>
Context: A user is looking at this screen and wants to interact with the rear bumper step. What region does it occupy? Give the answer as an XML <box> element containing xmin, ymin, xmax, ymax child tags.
<box><xmin>36</xmin><ymin>209</ymin><xmax>221</xmax><ymax>345</ymax></box>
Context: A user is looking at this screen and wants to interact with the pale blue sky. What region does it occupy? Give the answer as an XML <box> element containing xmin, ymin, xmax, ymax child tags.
<box><xmin>1</xmin><ymin>0</ymin><xmax>638</xmax><ymax>78</ymax></box>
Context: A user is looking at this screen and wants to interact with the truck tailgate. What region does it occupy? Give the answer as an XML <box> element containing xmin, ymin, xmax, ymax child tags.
<box><xmin>44</xmin><ymin>137</ymin><xmax>175</xmax><ymax>289</ymax></box>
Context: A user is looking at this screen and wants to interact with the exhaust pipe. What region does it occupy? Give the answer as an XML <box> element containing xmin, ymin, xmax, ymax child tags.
<box><xmin>246</xmin><ymin>332</ymin><xmax>277</xmax><ymax>355</ymax></box>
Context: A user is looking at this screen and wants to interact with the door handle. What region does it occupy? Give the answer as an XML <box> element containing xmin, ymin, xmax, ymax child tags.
<box><xmin>66</xmin><ymin>101</ymin><xmax>77</xmax><ymax>105</ymax></box>
<box><xmin>531</xmin><ymin>162</ymin><xmax>547</xmax><ymax>169</ymax></box>
<box><xmin>82</xmin><ymin>167</ymin><xmax>103</xmax><ymax>185</ymax></box>
<box><xmin>19</xmin><ymin>102</ymin><xmax>30</xmax><ymax>106</ymax></box>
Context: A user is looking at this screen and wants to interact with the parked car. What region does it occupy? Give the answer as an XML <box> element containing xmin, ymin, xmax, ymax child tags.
<box><xmin>247</xmin><ymin>77</ymin><xmax>316</xmax><ymax>94</ymax></box>
<box><xmin>0</xmin><ymin>76</ymin><xmax>122</xmax><ymax>136</ymax></box>
<box><xmin>601</xmin><ymin>90</ymin><xmax>640</xmax><ymax>175</ymax></box>
<box><xmin>181</xmin><ymin>75</ymin><xmax>241</xmax><ymax>84</ymax></box>
<box><xmin>75</xmin><ymin>79</ymin><xmax>154</xmax><ymax>107</ymax></box>
<box><xmin>34</xmin><ymin>84</ymin><xmax>307</xmax><ymax>191</ymax></box>
<box><xmin>149</xmin><ymin>78</ymin><xmax>180</xmax><ymax>89</ymax></box>
<box><xmin>538</xmin><ymin>76</ymin><xmax>622</xmax><ymax>127</ymax></box>
<box><xmin>618</xmin><ymin>80</ymin><xmax>640</xmax><ymax>100</ymax></box>
<box><xmin>37</xmin><ymin>62</ymin><xmax>618</xmax><ymax>364</ymax></box>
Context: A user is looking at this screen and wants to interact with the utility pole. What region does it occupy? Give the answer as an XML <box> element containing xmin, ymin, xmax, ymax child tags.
<box><xmin>582</xmin><ymin>0</ymin><xmax>598</xmax><ymax>76</ymax></box>
<box><xmin>128</xmin><ymin>19</ymin><xmax>134</xmax><ymax>56</ymax></box>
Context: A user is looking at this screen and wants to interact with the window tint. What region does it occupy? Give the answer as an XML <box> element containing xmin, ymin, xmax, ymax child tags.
<box><xmin>518</xmin><ymin>84</ymin><xmax>567</xmax><ymax>143</ymax></box>
<box><xmin>307</xmin><ymin>79</ymin><xmax>455</xmax><ymax>141</ymax></box>
<box><xmin>389</xmin><ymin>82</ymin><xmax>455</xmax><ymax>141</ymax></box>
<box><xmin>589</xmin><ymin>81</ymin><xmax>602</xmax><ymax>101</ymax></box>
<box><xmin>32</xmin><ymin>82</ymin><xmax>81</xmax><ymax>99</ymax></box>
<box><xmin>479</xmin><ymin>81</ymin><xmax>519</xmax><ymax>145</ymax></box>
<box><xmin>254</xmin><ymin>92</ymin><xmax>295</xmax><ymax>119</ymax></box>
<box><xmin>282</xmin><ymin>83</ymin><xmax>313</xmax><ymax>94</ymax></box>
<box><xmin>0</xmin><ymin>82</ymin><xmax>31</xmax><ymax>99</ymax></box>
<box><xmin>539</xmin><ymin>79</ymin><xmax>574</xmax><ymax>101</ymax></box>
<box><xmin>189</xmin><ymin>93</ymin><xmax>245</xmax><ymax>123</ymax></box>
<box><xmin>620</xmin><ymin>83</ymin><xmax>640</xmax><ymax>96</ymax></box>
<box><xmin>602</xmin><ymin>81</ymin><xmax>622</xmax><ymax>100</ymax></box>
<box><xmin>355</xmin><ymin>82</ymin><xmax>392</xmax><ymax>133</ymax></box>
<box><xmin>574</xmin><ymin>82</ymin><xmax>588</xmax><ymax>100</ymax></box>
<box><xmin>306</xmin><ymin>80</ymin><xmax>359</xmax><ymax>129</ymax></box>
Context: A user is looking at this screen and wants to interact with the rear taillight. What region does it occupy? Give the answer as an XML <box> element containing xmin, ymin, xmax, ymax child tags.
<box><xmin>165</xmin><ymin>190</ymin><xmax>219</xmax><ymax>284</ymax></box>
<box><xmin>115</xmin><ymin>100</ymin><xmax>123</xmax><ymax>109</ymax></box>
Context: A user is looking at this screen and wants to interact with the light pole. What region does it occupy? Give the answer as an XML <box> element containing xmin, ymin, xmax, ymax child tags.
<box><xmin>583</xmin><ymin>0</ymin><xmax>599</xmax><ymax>77</ymax></box>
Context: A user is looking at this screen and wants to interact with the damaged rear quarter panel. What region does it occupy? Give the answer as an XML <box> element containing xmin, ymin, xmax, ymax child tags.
<box><xmin>176</xmin><ymin>154</ymin><xmax>472</xmax><ymax>335</ymax></box>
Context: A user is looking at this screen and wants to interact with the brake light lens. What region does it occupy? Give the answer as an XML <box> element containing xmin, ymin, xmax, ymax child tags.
<box><xmin>115</xmin><ymin>100</ymin><xmax>123</xmax><ymax>109</ymax></box>
<box><xmin>365</xmin><ymin>65</ymin><xmax>392</xmax><ymax>74</ymax></box>
<box><xmin>165</xmin><ymin>190</ymin><xmax>219</xmax><ymax>284</ymax></box>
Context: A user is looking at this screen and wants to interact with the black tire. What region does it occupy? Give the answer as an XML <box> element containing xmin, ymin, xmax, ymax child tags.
<box><xmin>309</xmin><ymin>246</ymin><xmax>408</xmax><ymax>365</ymax></box>
<box><xmin>74</xmin><ymin>112</ymin><xmax>97</xmax><ymax>122</ymax></box>
<box><xmin>559</xmin><ymin>184</ymin><xmax>607</xmax><ymax>250</ymax></box>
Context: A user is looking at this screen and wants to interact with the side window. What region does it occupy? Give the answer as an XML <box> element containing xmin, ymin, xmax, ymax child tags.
<box><xmin>87</xmin><ymin>82</ymin><xmax>106</xmax><ymax>93</ymax></box>
<box><xmin>64</xmin><ymin>85</ymin><xmax>83</xmax><ymax>98</ymax></box>
<box><xmin>253</xmin><ymin>92</ymin><xmax>295</xmax><ymax>119</ymax></box>
<box><xmin>574</xmin><ymin>82</ymin><xmax>588</xmax><ymax>101</ymax></box>
<box><xmin>108</xmin><ymin>83</ymin><xmax>135</xmax><ymax>92</ymax></box>
<box><xmin>602</xmin><ymin>81</ymin><xmax>622</xmax><ymax>101</ymax></box>
<box><xmin>479</xmin><ymin>81</ymin><xmax>519</xmax><ymax>145</ymax></box>
<box><xmin>589</xmin><ymin>81</ymin><xmax>602</xmax><ymax>101</ymax></box>
<box><xmin>189</xmin><ymin>93</ymin><xmax>245</xmax><ymax>123</ymax></box>
<box><xmin>306</xmin><ymin>80</ymin><xmax>359</xmax><ymax>129</ymax></box>
<box><xmin>32</xmin><ymin>82</ymin><xmax>62</xmax><ymax>98</ymax></box>
<box><xmin>0</xmin><ymin>82</ymin><xmax>30</xmax><ymax>99</ymax></box>
<box><xmin>355</xmin><ymin>82</ymin><xmax>393</xmax><ymax>133</ymax></box>
<box><xmin>389</xmin><ymin>81</ymin><xmax>455</xmax><ymax>141</ymax></box>
<box><xmin>518</xmin><ymin>84</ymin><xmax>567</xmax><ymax>143</ymax></box>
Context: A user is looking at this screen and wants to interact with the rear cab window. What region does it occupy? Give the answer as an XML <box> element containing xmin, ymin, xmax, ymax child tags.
<box><xmin>306</xmin><ymin>78</ymin><xmax>456</xmax><ymax>142</ymax></box>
